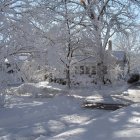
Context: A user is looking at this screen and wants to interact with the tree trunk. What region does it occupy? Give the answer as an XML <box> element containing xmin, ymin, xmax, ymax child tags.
<box><xmin>96</xmin><ymin>52</ymin><xmax>105</xmax><ymax>86</ymax></box>
<box><xmin>66</xmin><ymin>65</ymin><xmax>71</xmax><ymax>89</ymax></box>
<box><xmin>94</xmin><ymin>23</ymin><xmax>105</xmax><ymax>86</ymax></box>
<box><xmin>127</xmin><ymin>57</ymin><xmax>130</xmax><ymax>75</ymax></box>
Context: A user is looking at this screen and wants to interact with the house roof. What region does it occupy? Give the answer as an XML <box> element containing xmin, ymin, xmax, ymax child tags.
<box><xmin>73</xmin><ymin>55</ymin><xmax>96</xmax><ymax>64</ymax></box>
<box><xmin>73</xmin><ymin>50</ymin><xmax>126</xmax><ymax>65</ymax></box>
<box><xmin>112</xmin><ymin>51</ymin><xmax>126</xmax><ymax>61</ymax></box>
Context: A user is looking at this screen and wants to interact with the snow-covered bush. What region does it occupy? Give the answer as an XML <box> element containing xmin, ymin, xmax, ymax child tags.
<box><xmin>20</xmin><ymin>60</ymin><xmax>48</xmax><ymax>83</ymax></box>
<box><xmin>16</xmin><ymin>83</ymin><xmax>62</xmax><ymax>98</ymax></box>
<box><xmin>127</xmin><ymin>73</ymin><xmax>139</xmax><ymax>83</ymax></box>
<box><xmin>17</xmin><ymin>83</ymin><xmax>39</xmax><ymax>97</ymax></box>
<box><xmin>70</xmin><ymin>74</ymin><xmax>97</xmax><ymax>87</ymax></box>
<box><xmin>0</xmin><ymin>93</ymin><xmax>6</xmax><ymax>107</ymax></box>
<box><xmin>108</xmin><ymin>65</ymin><xmax>123</xmax><ymax>83</ymax></box>
<box><xmin>0</xmin><ymin>71</ymin><xmax>7</xmax><ymax>107</ymax></box>
<box><xmin>0</xmin><ymin>71</ymin><xmax>9</xmax><ymax>87</ymax></box>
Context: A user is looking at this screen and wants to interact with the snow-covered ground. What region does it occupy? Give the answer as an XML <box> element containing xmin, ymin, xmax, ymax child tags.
<box><xmin>0</xmin><ymin>82</ymin><xmax>140</xmax><ymax>140</ymax></box>
<box><xmin>48</xmin><ymin>103</ymin><xmax>140</xmax><ymax>140</ymax></box>
<box><xmin>0</xmin><ymin>95</ymin><xmax>108</xmax><ymax>140</ymax></box>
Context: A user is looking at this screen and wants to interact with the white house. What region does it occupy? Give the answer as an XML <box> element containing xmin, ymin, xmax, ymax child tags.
<box><xmin>72</xmin><ymin>49</ymin><xmax>127</xmax><ymax>76</ymax></box>
<box><xmin>47</xmin><ymin>41</ymin><xmax>127</xmax><ymax>80</ymax></box>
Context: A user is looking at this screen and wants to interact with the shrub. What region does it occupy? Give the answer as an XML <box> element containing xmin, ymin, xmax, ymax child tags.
<box><xmin>49</xmin><ymin>77</ymin><xmax>67</xmax><ymax>85</ymax></box>
<box><xmin>0</xmin><ymin>93</ymin><xmax>6</xmax><ymax>107</ymax></box>
<box><xmin>127</xmin><ymin>73</ymin><xmax>139</xmax><ymax>84</ymax></box>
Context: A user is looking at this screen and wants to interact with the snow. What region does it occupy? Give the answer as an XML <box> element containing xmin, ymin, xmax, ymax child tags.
<box><xmin>0</xmin><ymin>95</ymin><xmax>108</xmax><ymax>140</ymax></box>
<box><xmin>14</xmin><ymin>82</ymin><xmax>64</xmax><ymax>98</ymax></box>
<box><xmin>49</xmin><ymin>103</ymin><xmax>140</xmax><ymax>140</ymax></box>
<box><xmin>0</xmin><ymin>81</ymin><xmax>140</xmax><ymax>140</ymax></box>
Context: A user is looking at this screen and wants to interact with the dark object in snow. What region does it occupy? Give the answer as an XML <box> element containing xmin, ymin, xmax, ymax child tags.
<box><xmin>49</xmin><ymin>77</ymin><xmax>67</xmax><ymax>85</ymax></box>
<box><xmin>127</xmin><ymin>74</ymin><xmax>139</xmax><ymax>84</ymax></box>
<box><xmin>82</xmin><ymin>102</ymin><xmax>129</xmax><ymax>111</ymax></box>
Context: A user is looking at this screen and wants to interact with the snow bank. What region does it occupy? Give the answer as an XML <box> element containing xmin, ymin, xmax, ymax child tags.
<box><xmin>16</xmin><ymin>82</ymin><xmax>64</xmax><ymax>98</ymax></box>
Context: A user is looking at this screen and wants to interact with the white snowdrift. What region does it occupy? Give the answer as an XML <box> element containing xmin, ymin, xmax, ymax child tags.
<box><xmin>16</xmin><ymin>82</ymin><xmax>64</xmax><ymax>97</ymax></box>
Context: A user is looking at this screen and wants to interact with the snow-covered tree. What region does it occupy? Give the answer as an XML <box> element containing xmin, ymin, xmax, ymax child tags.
<box><xmin>75</xmin><ymin>0</ymin><xmax>140</xmax><ymax>86</ymax></box>
<box><xmin>114</xmin><ymin>30</ymin><xmax>140</xmax><ymax>74</ymax></box>
<box><xmin>0</xmin><ymin>0</ymin><xmax>48</xmax><ymax>85</ymax></box>
<box><xmin>1</xmin><ymin>0</ymin><xmax>140</xmax><ymax>88</ymax></box>
<box><xmin>33</xmin><ymin>0</ymin><xmax>140</xmax><ymax>87</ymax></box>
<box><xmin>36</xmin><ymin>0</ymin><xmax>84</xmax><ymax>88</ymax></box>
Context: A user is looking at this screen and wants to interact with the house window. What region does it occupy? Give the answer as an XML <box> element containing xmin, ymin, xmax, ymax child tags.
<box><xmin>85</xmin><ymin>66</ymin><xmax>90</xmax><ymax>74</ymax></box>
<box><xmin>91</xmin><ymin>66</ymin><xmax>96</xmax><ymax>75</ymax></box>
<box><xmin>75</xmin><ymin>66</ymin><xmax>79</xmax><ymax>74</ymax></box>
<box><xmin>80</xmin><ymin>66</ymin><xmax>84</xmax><ymax>74</ymax></box>
<box><xmin>6</xmin><ymin>63</ymin><xmax>11</xmax><ymax>68</ymax></box>
<box><xmin>38</xmin><ymin>66</ymin><xmax>41</xmax><ymax>70</ymax></box>
<box><xmin>103</xmin><ymin>66</ymin><xmax>107</xmax><ymax>74</ymax></box>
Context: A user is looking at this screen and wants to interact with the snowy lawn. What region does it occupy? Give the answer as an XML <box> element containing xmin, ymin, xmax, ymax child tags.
<box><xmin>0</xmin><ymin>81</ymin><xmax>140</xmax><ymax>140</ymax></box>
